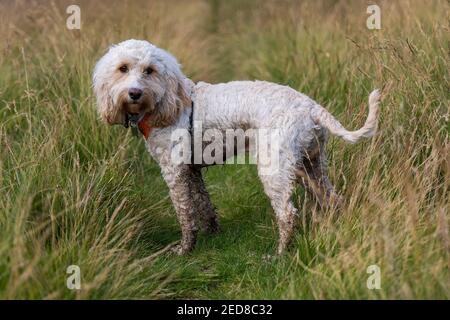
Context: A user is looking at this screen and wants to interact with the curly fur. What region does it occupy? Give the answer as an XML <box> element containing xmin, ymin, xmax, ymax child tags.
<box><xmin>93</xmin><ymin>39</ymin><xmax>381</xmax><ymax>255</ymax></box>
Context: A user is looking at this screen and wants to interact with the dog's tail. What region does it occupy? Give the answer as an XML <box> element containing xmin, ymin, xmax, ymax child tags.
<box><xmin>311</xmin><ymin>89</ymin><xmax>381</xmax><ymax>144</ymax></box>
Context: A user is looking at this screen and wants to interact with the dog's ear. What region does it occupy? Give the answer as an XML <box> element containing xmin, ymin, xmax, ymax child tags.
<box><xmin>93</xmin><ymin>82</ymin><xmax>112</xmax><ymax>124</ymax></box>
<box><xmin>153</xmin><ymin>72</ymin><xmax>191</xmax><ymax>127</ymax></box>
<box><xmin>93</xmin><ymin>71</ymin><xmax>124</xmax><ymax>126</ymax></box>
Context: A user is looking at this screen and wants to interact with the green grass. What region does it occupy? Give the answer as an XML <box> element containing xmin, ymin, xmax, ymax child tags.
<box><xmin>0</xmin><ymin>0</ymin><xmax>448</xmax><ymax>299</ymax></box>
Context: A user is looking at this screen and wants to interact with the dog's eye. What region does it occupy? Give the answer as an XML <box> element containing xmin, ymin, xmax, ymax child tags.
<box><xmin>143</xmin><ymin>67</ymin><xmax>154</xmax><ymax>75</ymax></box>
<box><xmin>119</xmin><ymin>65</ymin><xmax>128</xmax><ymax>73</ymax></box>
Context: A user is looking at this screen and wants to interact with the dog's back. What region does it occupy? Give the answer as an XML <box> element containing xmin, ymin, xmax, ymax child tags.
<box><xmin>192</xmin><ymin>80</ymin><xmax>317</xmax><ymax>131</ymax></box>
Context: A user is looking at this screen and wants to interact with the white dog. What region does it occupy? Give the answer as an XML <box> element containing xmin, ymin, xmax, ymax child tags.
<box><xmin>93</xmin><ymin>39</ymin><xmax>380</xmax><ymax>254</ymax></box>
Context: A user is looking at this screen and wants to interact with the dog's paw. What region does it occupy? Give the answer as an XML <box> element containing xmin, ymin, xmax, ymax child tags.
<box><xmin>204</xmin><ymin>223</ymin><xmax>221</xmax><ymax>235</ymax></box>
<box><xmin>262</xmin><ymin>254</ymin><xmax>278</xmax><ymax>263</ymax></box>
<box><xmin>170</xmin><ymin>245</ymin><xmax>184</xmax><ymax>255</ymax></box>
<box><xmin>170</xmin><ymin>244</ymin><xmax>193</xmax><ymax>256</ymax></box>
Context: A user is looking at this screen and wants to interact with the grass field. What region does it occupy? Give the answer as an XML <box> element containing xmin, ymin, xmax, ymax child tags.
<box><xmin>0</xmin><ymin>0</ymin><xmax>448</xmax><ymax>299</ymax></box>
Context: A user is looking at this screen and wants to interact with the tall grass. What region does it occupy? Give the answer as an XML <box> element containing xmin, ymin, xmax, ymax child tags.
<box><xmin>0</xmin><ymin>0</ymin><xmax>448</xmax><ymax>299</ymax></box>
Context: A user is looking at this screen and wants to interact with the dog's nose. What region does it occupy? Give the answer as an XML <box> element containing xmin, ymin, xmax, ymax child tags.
<box><xmin>128</xmin><ymin>88</ymin><xmax>143</xmax><ymax>101</ymax></box>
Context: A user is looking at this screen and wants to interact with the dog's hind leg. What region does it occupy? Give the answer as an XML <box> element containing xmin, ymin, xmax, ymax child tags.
<box><xmin>258</xmin><ymin>161</ymin><xmax>298</xmax><ymax>254</ymax></box>
<box><xmin>188</xmin><ymin>167</ymin><xmax>220</xmax><ymax>234</ymax></box>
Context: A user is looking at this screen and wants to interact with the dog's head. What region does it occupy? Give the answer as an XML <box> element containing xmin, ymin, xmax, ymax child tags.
<box><xmin>93</xmin><ymin>39</ymin><xmax>191</xmax><ymax>128</ymax></box>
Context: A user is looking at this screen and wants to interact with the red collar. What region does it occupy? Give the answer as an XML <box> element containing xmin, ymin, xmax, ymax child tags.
<box><xmin>137</xmin><ymin>114</ymin><xmax>153</xmax><ymax>139</ymax></box>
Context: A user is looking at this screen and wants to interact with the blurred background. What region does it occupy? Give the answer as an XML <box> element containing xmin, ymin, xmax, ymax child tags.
<box><xmin>0</xmin><ymin>0</ymin><xmax>448</xmax><ymax>299</ymax></box>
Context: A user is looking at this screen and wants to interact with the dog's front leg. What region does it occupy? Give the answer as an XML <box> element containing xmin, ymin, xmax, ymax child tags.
<box><xmin>162</xmin><ymin>165</ymin><xmax>198</xmax><ymax>255</ymax></box>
